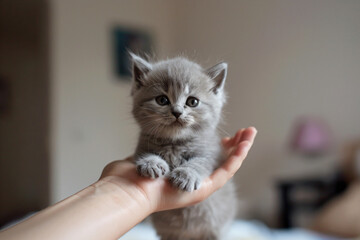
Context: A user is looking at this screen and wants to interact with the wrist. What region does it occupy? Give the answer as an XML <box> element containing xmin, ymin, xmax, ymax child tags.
<box><xmin>94</xmin><ymin>176</ymin><xmax>154</xmax><ymax>216</ymax></box>
<box><xmin>0</xmin><ymin>177</ymin><xmax>154</xmax><ymax>240</ymax></box>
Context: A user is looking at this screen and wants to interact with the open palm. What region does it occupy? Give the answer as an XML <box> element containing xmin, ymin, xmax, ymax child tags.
<box><xmin>100</xmin><ymin>127</ymin><xmax>257</xmax><ymax>213</ymax></box>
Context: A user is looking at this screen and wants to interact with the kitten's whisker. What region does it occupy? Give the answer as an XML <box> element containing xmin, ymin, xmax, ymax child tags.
<box><xmin>217</xmin><ymin>126</ymin><xmax>230</xmax><ymax>137</ymax></box>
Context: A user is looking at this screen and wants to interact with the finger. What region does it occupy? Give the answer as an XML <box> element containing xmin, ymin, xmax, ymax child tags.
<box><xmin>221</xmin><ymin>141</ymin><xmax>251</xmax><ymax>176</ymax></box>
<box><xmin>227</xmin><ymin>127</ymin><xmax>257</xmax><ymax>155</ymax></box>
<box><xmin>210</xmin><ymin>129</ymin><xmax>257</xmax><ymax>190</ymax></box>
<box><xmin>233</xmin><ymin>128</ymin><xmax>245</xmax><ymax>145</ymax></box>
<box><xmin>239</xmin><ymin>127</ymin><xmax>257</xmax><ymax>144</ymax></box>
<box><xmin>224</xmin><ymin>129</ymin><xmax>244</xmax><ymax>148</ymax></box>
<box><xmin>235</xmin><ymin>127</ymin><xmax>257</xmax><ymax>157</ymax></box>
<box><xmin>234</xmin><ymin>140</ymin><xmax>252</xmax><ymax>157</ymax></box>
<box><xmin>221</xmin><ymin>137</ymin><xmax>231</xmax><ymax>146</ymax></box>
<box><xmin>208</xmin><ymin>155</ymin><xmax>244</xmax><ymax>191</ymax></box>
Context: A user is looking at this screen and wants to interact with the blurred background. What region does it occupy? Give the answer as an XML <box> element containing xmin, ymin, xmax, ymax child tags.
<box><xmin>1</xmin><ymin>0</ymin><xmax>360</xmax><ymax>238</ymax></box>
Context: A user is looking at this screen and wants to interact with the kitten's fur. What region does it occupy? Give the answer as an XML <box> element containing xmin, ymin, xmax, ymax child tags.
<box><xmin>131</xmin><ymin>54</ymin><xmax>237</xmax><ymax>240</ymax></box>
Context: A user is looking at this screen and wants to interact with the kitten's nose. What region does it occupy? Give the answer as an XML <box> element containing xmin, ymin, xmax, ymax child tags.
<box><xmin>172</xmin><ymin>111</ymin><xmax>182</xmax><ymax>118</ymax></box>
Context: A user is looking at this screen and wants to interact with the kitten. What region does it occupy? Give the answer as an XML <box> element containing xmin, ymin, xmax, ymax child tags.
<box><xmin>131</xmin><ymin>53</ymin><xmax>237</xmax><ymax>240</ymax></box>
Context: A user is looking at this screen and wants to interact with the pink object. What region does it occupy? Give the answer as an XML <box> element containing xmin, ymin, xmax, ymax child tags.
<box><xmin>291</xmin><ymin>117</ymin><xmax>332</xmax><ymax>155</ymax></box>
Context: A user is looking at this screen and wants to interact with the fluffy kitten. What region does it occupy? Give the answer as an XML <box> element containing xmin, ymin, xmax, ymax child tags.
<box><xmin>131</xmin><ymin>53</ymin><xmax>237</xmax><ymax>240</ymax></box>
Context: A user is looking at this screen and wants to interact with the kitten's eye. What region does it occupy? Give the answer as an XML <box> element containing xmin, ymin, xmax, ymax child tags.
<box><xmin>186</xmin><ymin>97</ymin><xmax>199</xmax><ymax>107</ymax></box>
<box><xmin>155</xmin><ymin>95</ymin><xmax>170</xmax><ymax>106</ymax></box>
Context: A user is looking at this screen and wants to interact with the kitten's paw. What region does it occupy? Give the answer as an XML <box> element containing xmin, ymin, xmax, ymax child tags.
<box><xmin>169</xmin><ymin>167</ymin><xmax>202</xmax><ymax>192</ymax></box>
<box><xmin>136</xmin><ymin>154</ymin><xmax>169</xmax><ymax>179</ymax></box>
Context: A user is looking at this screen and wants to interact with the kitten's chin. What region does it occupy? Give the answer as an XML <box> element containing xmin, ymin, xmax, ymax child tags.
<box><xmin>144</xmin><ymin>123</ymin><xmax>193</xmax><ymax>140</ymax></box>
<box><xmin>170</xmin><ymin>119</ymin><xmax>186</xmax><ymax>127</ymax></box>
<box><xmin>164</xmin><ymin>127</ymin><xmax>193</xmax><ymax>139</ymax></box>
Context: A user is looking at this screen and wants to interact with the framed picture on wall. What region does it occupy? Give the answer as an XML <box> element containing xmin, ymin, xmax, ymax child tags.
<box><xmin>112</xmin><ymin>27</ymin><xmax>153</xmax><ymax>80</ymax></box>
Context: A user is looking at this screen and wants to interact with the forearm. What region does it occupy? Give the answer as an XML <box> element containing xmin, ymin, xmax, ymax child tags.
<box><xmin>0</xmin><ymin>127</ymin><xmax>257</xmax><ymax>240</ymax></box>
<box><xmin>0</xmin><ymin>178</ymin><xmax>152</xmax><ymax>240</ymax></box>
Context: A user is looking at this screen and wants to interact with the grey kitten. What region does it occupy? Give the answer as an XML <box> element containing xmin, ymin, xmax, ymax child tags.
<box><xmin>131</xmin><ymin>53</ymin><xmax>237</xmax><ymax>240</ymax></box>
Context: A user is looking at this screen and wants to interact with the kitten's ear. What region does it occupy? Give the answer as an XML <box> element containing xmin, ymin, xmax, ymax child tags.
<box><xmin>206</xmin><ymin>62</ymin><xmax>227</xmax><ymax>94</ymax></box>
<box><xmin>130</xmin><ymin>52</ymin><xmax>152</xmax><ymax>89</ymax></box>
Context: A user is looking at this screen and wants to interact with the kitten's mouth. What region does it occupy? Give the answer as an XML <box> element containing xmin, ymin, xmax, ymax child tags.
<box><xmin>171</xmin><ymin>119</ymin><xmax>186</xmax><ymax>127</ymax></box>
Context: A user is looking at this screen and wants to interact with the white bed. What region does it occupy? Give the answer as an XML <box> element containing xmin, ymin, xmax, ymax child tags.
<box><xmin>120</xmin><ymin>220</ymin><xmax>348</xmax><ymax>240</ymax></box>
<box><xmin>1</xmin><ymin>214</ymin><xmax>349</xmax><ymax>240</ymax></box>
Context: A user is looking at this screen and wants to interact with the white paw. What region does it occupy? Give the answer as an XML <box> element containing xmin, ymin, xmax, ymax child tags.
<box><xmin>169</xmin><ymin>167</ymin><xmax>202</xmax><ymax>192</ymax></box>
<box><xmin>136</xmin><ymin>155</ymin><xmax>169</xmax><ymax>178</ymax></box>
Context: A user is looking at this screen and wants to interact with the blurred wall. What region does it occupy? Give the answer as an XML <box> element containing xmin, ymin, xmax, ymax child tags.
<box><xmin>50</xmin><ymin>0</ymin><xmax>360</xmax><ymax>223</ymax></box>
<box><xmin>0</xmin><ymin>0</ymin><xmax>49</xmax><ymax>224</ymax></box>
<box><xmin>50</xmin><ymin>0</ymin><xmax>178</xmax><ymax>202</ymax></box>
<box><xmin>172</xmin><ymin>0</ymin><xmax>360</xmax><ymax>222</ymax></box>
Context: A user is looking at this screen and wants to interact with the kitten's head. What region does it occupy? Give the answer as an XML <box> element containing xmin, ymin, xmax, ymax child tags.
<box><xmin>130</xmin><ymin>54</ymin><xmax>227</xmax><ymax>139</ymax></box>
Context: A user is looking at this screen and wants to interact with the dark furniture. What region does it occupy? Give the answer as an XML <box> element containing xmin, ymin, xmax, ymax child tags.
<box><xmin>277</xmin><ymin>172</ymin><xmax>348</xmax><ymax>228</ymax></box>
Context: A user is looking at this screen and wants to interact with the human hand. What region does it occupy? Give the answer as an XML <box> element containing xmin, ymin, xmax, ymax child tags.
<box><xmin>99</xmin><ymin>127</ymin><xmax>257</xmax><ymax>213</ymax></box>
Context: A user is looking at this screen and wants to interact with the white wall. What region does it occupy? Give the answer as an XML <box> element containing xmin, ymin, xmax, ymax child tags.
<box><xmin>51</xmin><ymin>0</ymin><xmax>360</xmax><ymax>223</ymax></box>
